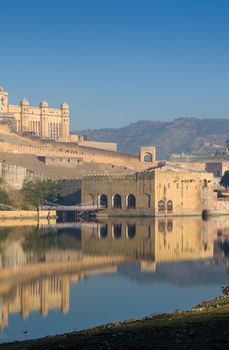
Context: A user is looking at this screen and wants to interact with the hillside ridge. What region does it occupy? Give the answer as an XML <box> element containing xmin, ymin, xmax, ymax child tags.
<box><xmin>78</xmin><ymin>118</ymin><xmax>229</xmax><ymax>159</ymax></box>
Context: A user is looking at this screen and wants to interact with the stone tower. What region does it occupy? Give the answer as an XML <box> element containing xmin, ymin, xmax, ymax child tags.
<box><xmin>60</xmin><ymin>102</ymin><xmax>70</xmax><ymax>141</ymax></box>
<box><xmin>40</xmin><ymin>101</ymin><xmax>49</xmax><ymax>139</ymax></box>
<box><xmin>0</xmin><ymin>87</ymin><xmax>9</xmax><ymax>113</ymax></box>
<box><xmin>20</xmin><ymin>98</ymin><xmax>30</xmax><ymax>133</ymax></box>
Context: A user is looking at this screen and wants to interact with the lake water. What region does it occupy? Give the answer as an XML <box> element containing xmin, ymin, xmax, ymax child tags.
<box><xmin>0</xmin><ymin>216</ymin><xmax>228</xmax><ymax>342</ymax></box>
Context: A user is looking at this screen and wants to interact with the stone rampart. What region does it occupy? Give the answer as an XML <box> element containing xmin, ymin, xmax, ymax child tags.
<box><xmin>0</xmin><ymin>141</ymin><xmax>153</xmax><ymax>170</ymax></box>
<box><xmin>83</xmin><ymin>173</ymin><xmax>137</xmax><ymax>181</ymax></box>
<box><xmin>78</xmin><ymin>140</ymin><xmax>117</xmax><ymax>152</ymax></box>
<box><xmin>0</xmin><ymin>161</ymin><xmax>47</xmax><ymax>189</ymax></box>
<box><xmin>38</xmin><ymin>156</ymin><xmax>83</xmax><ymax>167</ymax></box>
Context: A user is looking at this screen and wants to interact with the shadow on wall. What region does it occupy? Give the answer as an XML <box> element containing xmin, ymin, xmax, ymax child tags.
<box><xmin>57</xmin><ymin>189</ymin><xmax>81</xmax><ymax>205</ymax></box>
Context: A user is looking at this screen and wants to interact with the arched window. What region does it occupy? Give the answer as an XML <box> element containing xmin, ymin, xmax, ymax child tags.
<box><xmin>158</xmin><ymin>200</ymin><xmax>165</xmax><ymax>212</ymax></box>
<box><xmin>126</xmin><ymin>224</ymin><xmax>136</xmax><ymax>239</ymax></box>
<box><xmin>167</xmin><ymin>220</ymin><xmax>173</xmax><ymax>232</ymax></box>
<box><xmin>158</xmin><ymin>220</ymin><xmax>166</xmax><ymax>233</ymax></box>
<box><xmin>144</xmin><ymin>153</ymin><xmax>153</xmax><ymax>162</ymax></box>
<box><xmin>112</xmin><ymin>224</ymin><xmax>122</xmax><ymax>238</ymax></box>
<box><xmin>99</xmin><ymin>224</ymin><xmax>108</xmax><ymax>239</ymax></box>
<box><xmin>113</xmin><ymin>194</ymin><xmax>122</xmax><ymax>209</ymax></box>
<box><xmin>99</xmin><ymin>194</ymin><xmax>108</xmax><ymax>208</ymax></box>
<box><xmin>127</xmin><ymin>194</ymin><xmax>136</xmax><ymax>209</ymax></box>
<box><xmin>202</xmin><ymin>209</ymin><xmax>208</xmax><ymax>220</ymax></box>
<box><xmin>167</xmin><ymin>200</ymin><xmax>173</xmax><ymax>212</ymax></box>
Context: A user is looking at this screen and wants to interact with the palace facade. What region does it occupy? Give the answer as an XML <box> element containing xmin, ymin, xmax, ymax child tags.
<box><xmin>82</xmin><ymin>169</ymin><xmax>216</xmax><ymax>217</ymax></box>
<box><xmin>0</xmin><ymin>86</ymin><xmax>70</xmax><ymax>141</ymax></box>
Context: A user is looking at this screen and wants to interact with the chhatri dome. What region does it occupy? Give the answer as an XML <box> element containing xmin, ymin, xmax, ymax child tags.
<box><xmin>0</xmin><ymin>87</ymin><xmax>4</xmax><ymax>92</ymax></box>
<box><xmin>60</xmin><ymin>102</ymin><xmax>69</xmax><ymax>109</ymax></box>
<box><xmin>20</xmin><ymin>98</ymin><xmax>29</xmax><ymax>106</ymax></box>
<box><xmin>39</xmin><ymin>100</ymin><xmax>48</xmax><ymax>108</ymax></box>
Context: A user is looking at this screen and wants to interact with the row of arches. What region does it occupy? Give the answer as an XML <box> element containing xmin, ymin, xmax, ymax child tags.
<box><xmin>29</xmin><ymin>121</ymin><xmax>41</xmax><ymax>135</ymax></box>
<box><xmin>158</xmin><ymin>220</ymin><xmax>173</xmax><ymax>233</ymax></box>
<box><xmin>48</xmin><ymin>122</ymin><xmax>61</xmax><ymax>140</ymax></box>
<box><xmin>158</xmin><ymin>200</ymin><xmax>173</xmax><ymax>213</ymax></box>
<box><xmin>99</xmin><ymin>194</ymin><xmax>136</xmax><ymax>209</ymax></box>
<box><xmin>99</xmin><ymin>223</ymin><xmax>136</xmax><ymax>239</ymax></box>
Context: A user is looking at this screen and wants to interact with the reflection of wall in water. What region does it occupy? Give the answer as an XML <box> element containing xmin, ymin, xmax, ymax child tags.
<box><xmin>0</xmin><ymin>226</ymin><xmax>123</xmax><ymax>332</ymax></box>
<box><xmin>0</xmin><ymin>218</ymin><xmax>221</xmax><ymax>332</ymax></box>
<box><xmin>0</xmin><ymin>274</ymin><xmax>71</xmax><ymax>331</ymax></box>
<box><xmin>155</xmin><ymin>218</ymin><xmax>213</xmax><ymax>262</ymax></box>
<box><xmin>0</xmin><ymin>241</ymin><xmax>83</xmax><ymax>269</ymax></box>
<box><xmin>81</xmin><ymin>221</ymin><xmax>155</xmax><ymax>263</ymax></box>
<box><xmin>0</xmin><ymin>239</ymin><xmax>27</xmax><ymax>268</ymax></box>
<box><xmin>213</xmin><ymin>219</ymin><xmax>229</xmax><ymax>269</ymax></box>
<box><xmin>81</xmin><ymin>218</ymin><xmax>214</xmax><ymax>269</ymax></box>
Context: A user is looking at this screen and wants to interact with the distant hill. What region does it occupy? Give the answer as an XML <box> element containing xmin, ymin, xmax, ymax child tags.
<box><xmin>77</xmin><ymin>118</ymin><xmax>229</xmax><ymax>159</ymax></box>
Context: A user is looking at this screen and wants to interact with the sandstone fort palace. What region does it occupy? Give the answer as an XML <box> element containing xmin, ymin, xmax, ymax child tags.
<box><xmin>0</xmin><ymin>86</ymin><xmax>70</xmax><ymax>142</ymax></box>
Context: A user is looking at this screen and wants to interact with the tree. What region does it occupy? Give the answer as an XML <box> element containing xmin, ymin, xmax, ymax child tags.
<box><xmin>0</xmin><ymin>189</ymin><xmax>10</xmax><ymax>205</ymax></box>
<box><xmin>220</xmin><ymin>171</ymin><xmax>229</xmax><ymax>189</ymax></box>
<box><xmin>22</xmin><ymin>179</ymin><xmax>62</xmax><ymax>209</ymax></box>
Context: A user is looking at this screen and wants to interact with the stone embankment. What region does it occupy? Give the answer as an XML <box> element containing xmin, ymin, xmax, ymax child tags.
<box><xmin>0</xmin><ymin>210</ymin><xmax>56</xmax><ymax>220</ymax></box>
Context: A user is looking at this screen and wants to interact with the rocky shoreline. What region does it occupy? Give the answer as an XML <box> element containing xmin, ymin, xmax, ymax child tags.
<box><xmin>2</xmin><ymin>287</ymin><xmax>229</xmax><ymax>350</ymax></box>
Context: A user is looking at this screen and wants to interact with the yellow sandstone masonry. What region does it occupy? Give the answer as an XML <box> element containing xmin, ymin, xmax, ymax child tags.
<box><xmin>0</xmin><ymin>87</ymin><xmax>70</xmax><ymax>142</ymax></box>
<box><xmin>0</xmin><ymin>210</ymin><xmax>56</xmax><ymax>219</ymax></box>
<box><xmin>0</xmin><ymin>140</ymin><xmax>156</xmax><ymax>170</ymax></box>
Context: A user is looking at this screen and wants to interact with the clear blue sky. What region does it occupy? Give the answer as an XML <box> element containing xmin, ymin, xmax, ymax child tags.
<box><xmin>1</xmin><ymin>0</ymin><xmax>229</xmax><ymax>130</ymax></box>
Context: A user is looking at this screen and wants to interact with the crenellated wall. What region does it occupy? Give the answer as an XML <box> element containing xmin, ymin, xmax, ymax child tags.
<box><xmin>0</xmin><ymin>141</ymin><xmax>155</xmax><ymax>170</ymax></box>
<box><xmin>82</xmin><ymin>170</ymin><xmax>215</xmax><ymax>217</ymax></box>
<box><xmin>0</xmin><ymin>161</ymin><xmax>46</xmax><ymax>189</ymax></box>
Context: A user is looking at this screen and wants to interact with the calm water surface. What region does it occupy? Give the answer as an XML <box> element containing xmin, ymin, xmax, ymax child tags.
<box><xmin>0</xmin><ymin>216</ymin><xmax>228</xmax><ymax>342</ymax></box>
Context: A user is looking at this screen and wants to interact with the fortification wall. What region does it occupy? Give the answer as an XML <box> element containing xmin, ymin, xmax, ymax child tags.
<box><xmin>0</xmin><ymin>162</ymin><xmax>46</xmax><ymax>189</ymax></box>
<box><xmin>78</xmin><ymin>140</ymin><xmax>117</xmax><ymax>152</ymax></box>
<box><xmin>38</xmin><ymin>156</ymin><xmax>83</xmax><ymax>167</ymax></box>
<box><xmin>168</xmin><ymin>161</ymin><xmax>206</xmax><ymax>172</ymax></box>
<box><xmin>0</xmin><ymin>141</ymin><xmax>153</xmax><ymax>170</ymax></box>
<box><xmin>58</xmin><ymin>179</ymin><xmax>82</xmax><ymax>196</ymax></box>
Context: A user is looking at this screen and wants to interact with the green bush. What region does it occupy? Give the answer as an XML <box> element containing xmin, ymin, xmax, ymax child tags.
<box><xmin>0</xmin><ymin>189</ymin><xmax>10</xmax><ymax>205</ymax></box>
<box><xmin>22</xmin><ymin>179</ymin><xmax>62</xmax><ymax>209</ymax></box>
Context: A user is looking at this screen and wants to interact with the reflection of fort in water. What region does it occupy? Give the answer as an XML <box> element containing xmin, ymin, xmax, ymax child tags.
<box><xmin>0</xmin><ymin>217</ymin><xmax>228</xmax><ymax>331</ymax></box>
